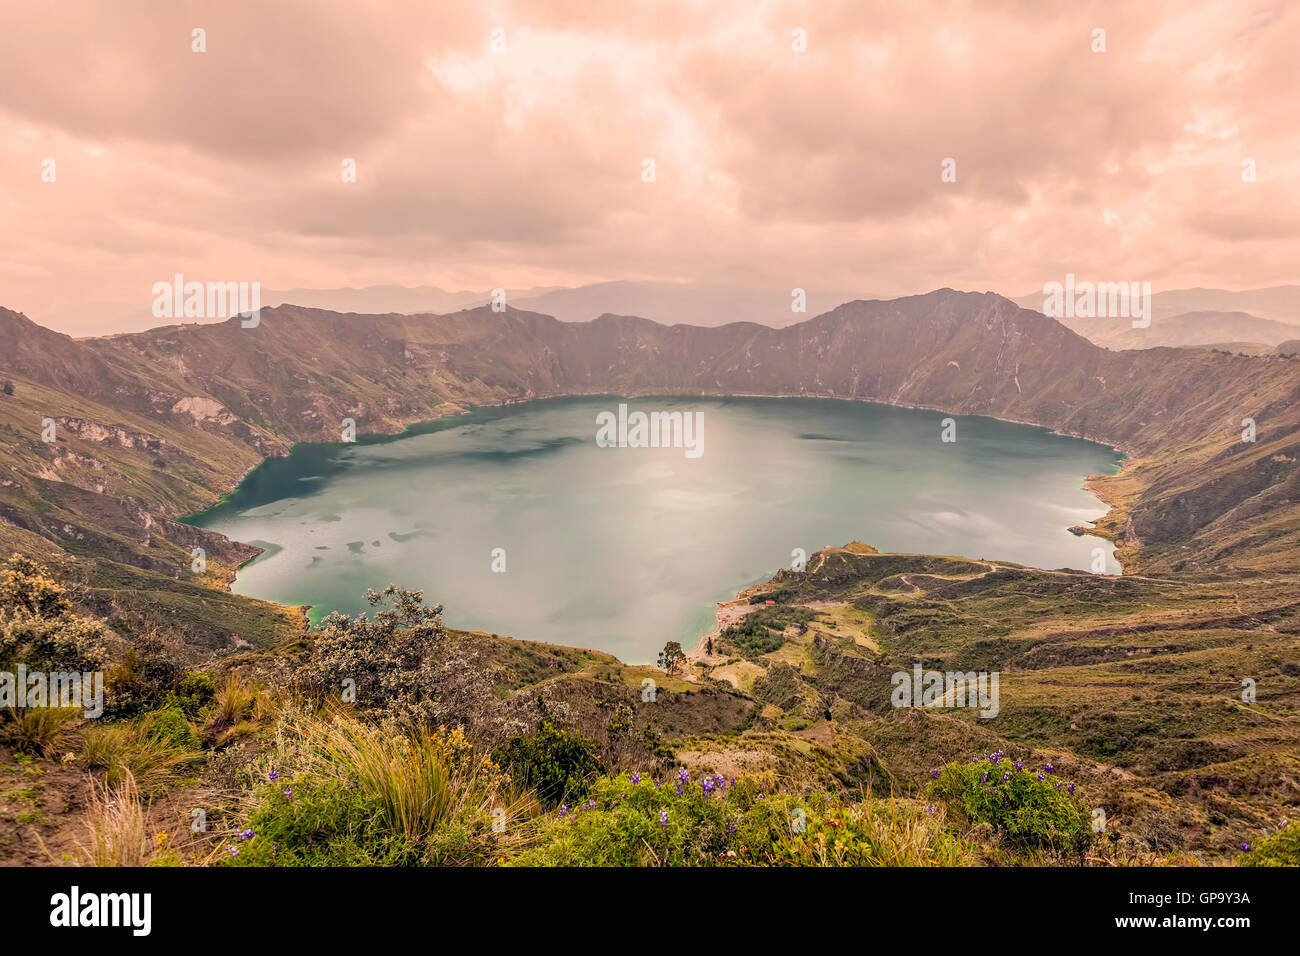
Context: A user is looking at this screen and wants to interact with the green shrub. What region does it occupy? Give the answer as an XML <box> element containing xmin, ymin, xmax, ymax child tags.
<box><xmin>166</xmin><ymin>673</ymin><xmax>217</xmax><ymax>717</ymax></box>
<box><xmin>0</xmin><ymin>706</ymin><xmax>82</xmax><ymax>755</ymax></box>
<box><xmin>928</xmin><ymin>755</ymin><xmax>1093</xmax><ymax>856</ymax></box>
<box><xmin>493</xmin><ymin>702</ymin><xmax>605</xmax><ymax>808</ymax></box>
<box><xmin>81</xmin><ymin>721</ymin><xmax>200</xmax><ymax>792</ymax></box>
<box><xmin>104</xmin><ymin>640</ymin><xmax>185</xmax><ymax>719</ymax></box>
<box><xmin>511</xmin><ymin>771</ymin><xmax>972</xmax><ymax>867</ymax></box>
<box><xmin>222</xmin><ymin>713</ymin><xmax>523</xmax><ymax>866</ymax></box>
<box><xmin>139</xmin><ymin>706</ymin><xmax>199</xmax><ymax>750</ymax></box>
<box><xmin>1240</xmin><ymin>821</ymin><xmax>1300</xmax><ymax>867</ymax></box>
<box><xmin>221</xmin><ymin>776</ymin><xmax>423</xmax><ymax>867</ymax></box>
<box><xmin>721</xmin><ymin>606</ymin><xmax>815</xmax><ymax>658</ymax></box>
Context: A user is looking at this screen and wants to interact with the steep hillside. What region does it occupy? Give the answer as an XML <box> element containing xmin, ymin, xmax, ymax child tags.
<box><xmin>2</xmin><ymin>290</ymin><xmax>1298</xmax><ymax>596</ymax></box>
<box><xmin>686</xmin><ymin>543</ymin><xmax>1300</xmax><ymax>857</ymax></box>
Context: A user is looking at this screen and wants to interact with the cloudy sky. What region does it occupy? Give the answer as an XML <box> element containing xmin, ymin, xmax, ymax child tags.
<box><xmin>1</xmin><ymin>0</ymin><xmax>1297</xmax><ymax>334</ymax></box>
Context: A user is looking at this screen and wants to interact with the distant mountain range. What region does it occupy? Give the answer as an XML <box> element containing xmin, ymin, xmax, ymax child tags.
<box><xmin>1010</xmin><ymin>285</ymin><xmax>1300</xmax><ymax>351</ymax></box>
<box><xmin>269</xmin><ymin>280</ymin><xmax>863</xmax><ymax>329</ymax></box>
<box><xmin>1055</xmin><ymin>310</ymin><xmax>1300</xmax><ymax>351</ymax></box>
<box><xmin>43</xmin><ymin>281</ymin><xmax>1300</xmax><ymax>343</ymax></box>
<box><xmin>1013</xmin><ymin>285</ymin><xmax>1300</xmax><ymax>326</ymax></box>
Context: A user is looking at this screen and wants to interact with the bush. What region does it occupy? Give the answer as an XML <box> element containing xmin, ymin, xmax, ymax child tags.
<box><xmin>166</xmin><ymin>673</ymin><xmax>217</xmax><ymax>717</ymax></box>
<box><xmin>0</xmin><ymin>706</ymin><xmax>82</xmax><ymax>755</ymax></box>
<box><xmin>140</xmin><ymin>706</ymin><xmax>199</xmax><ymax>750</ymax></box>
<box><xmin>298</xmin><ymin>586</ymin><xmax>491</xmax><ymax>730</ymax></box>
<box><xmin>493</xmin><ymin>701</ymin><xmax>605</xmax><ymax>808</ymax></box>
<box><xmin>81</xmin><ymin>720</ymin><xmax>200</xmax><ymax>792</ymax></box>
<box><xmin>928</xmin><ymin>755</ymin><xmax>1093</xmax><ymax>856</ymax></box>
<box><xmin>0</xmin><ymin>555</ymin><xmax>72</xmax><ymax>618</ymax></box>
<box><xmin>104</xmin><ymin>639</ymin><xmax>185</xmax><ymax>719</ymax></box>
<box><xmin>0</xmin><ymin>555</ymin><xmax>108</xmax><ymax>674</ymax></box>
<box><xmin>221</xmin><ymin>775</ymin><xmax>422</xmax><ymax>867</ymax></box>
<box><xmin>1240</xmin><ymin>821</ymin><xmax>1300</xmax><ymax>867</ymax></box>
<box><xmin>511</xmin><ymin>771</ymin><xmax>972</xmax><ymax>867</ymax></box>
<box><xmin>222</xmin><ymin>712</ymin><xmax>523</xmax><ymax>867</ymax></box>
<box><xmin>209</xmin><ymin>673</ymin><xmax>255</xmax><ymax>728</ymax></box>
<box><xmin>720</xmin><ymin>607</ymin><xmax>814</xmax><ymax>658</ymax></box>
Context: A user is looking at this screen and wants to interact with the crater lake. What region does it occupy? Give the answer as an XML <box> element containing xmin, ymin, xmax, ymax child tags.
<box><xmin>185</xmin><ymin>396</ymin><xmax>1123</xmax><ymax>663</ymax></box>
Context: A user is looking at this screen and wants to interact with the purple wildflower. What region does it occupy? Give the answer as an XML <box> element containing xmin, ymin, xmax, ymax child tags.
<box><xmin>267</xmin><ymin>770</ymin><xmax>279</xmax><ymax>782</ymax></box>
<box><xmin>659</xmin><ymin>810</ymin><xmax>669</xmax><ymax>827</ymax></box>
<box><xmin>283</xmin><ymin>787</ymin><xmax>294</xmax><ymax>800</ymax></box>
<box><xmin>558</xmin><ymin>804</ymin><xmax>568</xmax><ymax>818</ymax></box>
<box><xmin>226</xmin><ymin>845</ymin><xmax>239</xmax><ymax>857</ymax></box>
<box><xmin>630</xmin><ymin>772</ymin><xmax>642</xmax><ymax>785</ymax></box>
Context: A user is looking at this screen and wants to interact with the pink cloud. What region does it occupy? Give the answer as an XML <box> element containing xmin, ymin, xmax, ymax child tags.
<box><xmin>0</xmin><ymin>0</ymin><xmax>1295</xmax><ymax>334</ymax></box>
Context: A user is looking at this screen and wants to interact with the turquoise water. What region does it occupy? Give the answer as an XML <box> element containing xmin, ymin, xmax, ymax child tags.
<box><xmin>186</xmin><ymin>396</ymin><xmax>1122</xmax><ymax>663</ymax></box>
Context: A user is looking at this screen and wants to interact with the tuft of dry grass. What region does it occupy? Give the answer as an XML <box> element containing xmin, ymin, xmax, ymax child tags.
<box><xmin>1</xmin><ymin>706</ymin><xmax>82</xmax><ymax>756</ymax></box>
<box><xmin>249</xmin><ymin>707</ymin><xmax>535</xmax><ymax>863</ymax></box>
<box><xmin>303</xmin><ymin>719</ymin><xmax>502</xmax><ymax>843</ymax></box>
<box><xmin>81</xmin><ymin>722</ymin><xmax>198</xmax><ymax>793</ymax></box>
<box><xmin>209</xmin><ymin>672</ymin><xmax>256</xmax><ymax>729</ymax></box>
<box><xmin>74</xmin><ymin>771</ymin><xmax>151</xmax><ymax>866</ymax></box>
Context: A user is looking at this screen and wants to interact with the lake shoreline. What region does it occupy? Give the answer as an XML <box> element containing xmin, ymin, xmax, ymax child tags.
<box><xmin>187</xmin><ymin>394</ymin><xmax>1125</xmax><ymax>664</ymax></box>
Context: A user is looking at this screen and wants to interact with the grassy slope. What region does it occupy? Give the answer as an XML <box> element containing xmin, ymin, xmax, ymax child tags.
<box><xmin>680</xmin><ymin>545</ymin><xmax>1298</xmax><ymax>857</ymax></box>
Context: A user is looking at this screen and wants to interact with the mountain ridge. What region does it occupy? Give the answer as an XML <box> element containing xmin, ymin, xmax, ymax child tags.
<box><xmin>1</xmin><ymin>290</ymin><xmax>1297</xmax><ymax>597</ymax></box>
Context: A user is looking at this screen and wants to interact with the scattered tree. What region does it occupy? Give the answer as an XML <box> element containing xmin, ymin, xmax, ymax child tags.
<box><xmin>657</xmin><ymin>640</ymin><xmax>686</xmax><ymax>675</ymax></box>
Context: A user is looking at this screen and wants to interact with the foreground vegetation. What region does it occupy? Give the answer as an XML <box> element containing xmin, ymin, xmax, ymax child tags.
<box><xmin>1</xmin><ymin>553</ymin><xmax>1295</xmax><ymax>867</ymax></box>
